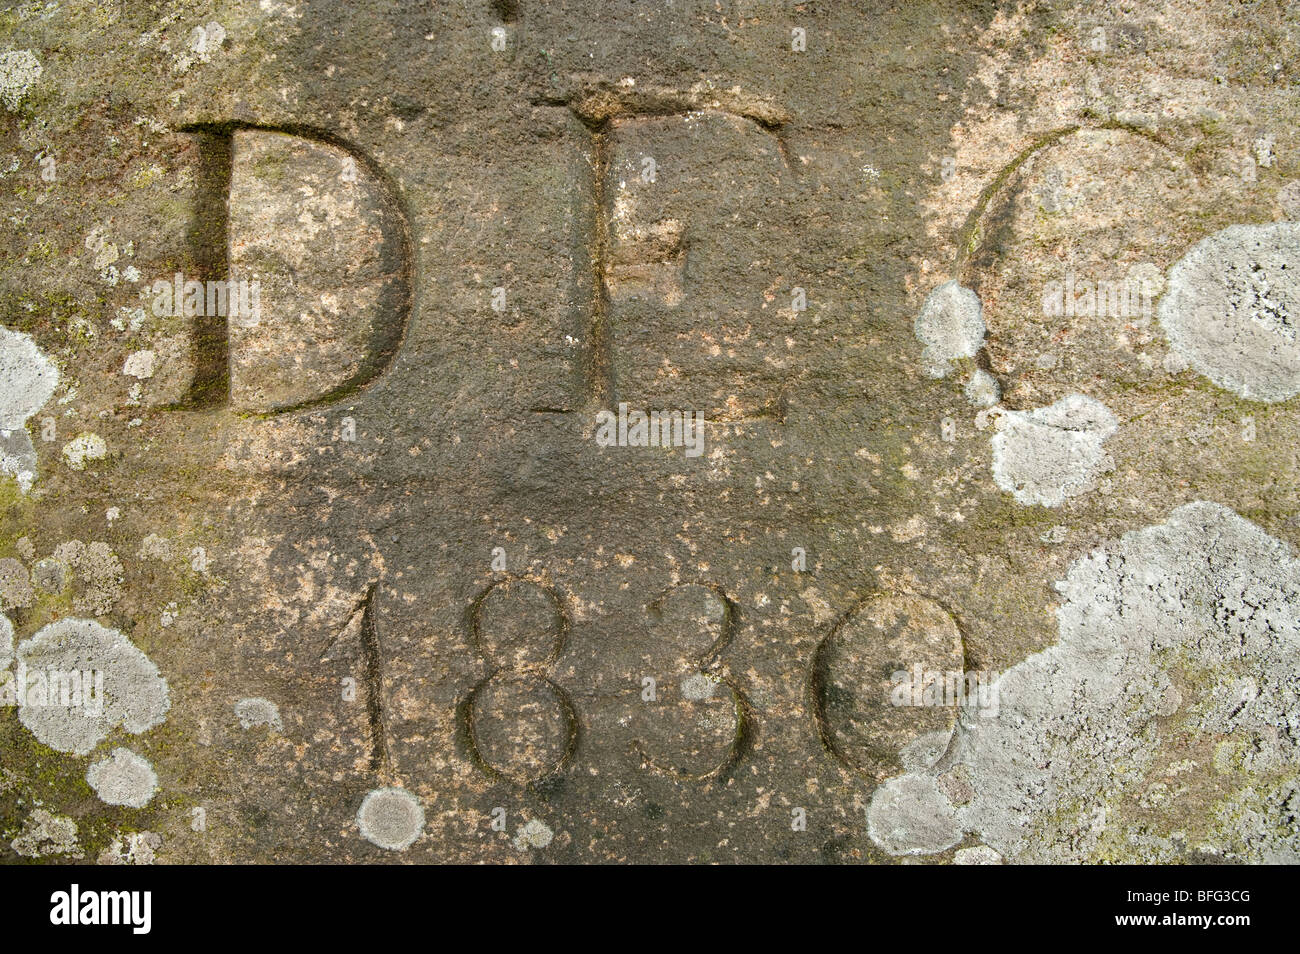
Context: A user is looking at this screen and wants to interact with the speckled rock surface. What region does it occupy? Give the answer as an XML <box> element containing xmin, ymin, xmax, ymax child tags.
<box><xmin>0</xmin><ymin>0</ymin><xmax>1297</xmax><ymax>864</ymax></box>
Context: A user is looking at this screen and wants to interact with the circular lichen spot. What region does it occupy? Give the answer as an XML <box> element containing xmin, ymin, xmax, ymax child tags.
<box><xmin>86</xmin><ymin>747</ymin><xmax>158</xmax><ymax>808</ymax></box>
<box><xmin>356</xmin><ymin>787</ymin><xmax>424</xmax><ymax>851</ymax></box>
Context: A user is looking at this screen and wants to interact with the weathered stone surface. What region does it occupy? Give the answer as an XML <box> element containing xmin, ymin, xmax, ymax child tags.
<box><xmin>0</xmin><ymin>0</ymin><xmax>1298</xmax><ymax>866</ymax></box>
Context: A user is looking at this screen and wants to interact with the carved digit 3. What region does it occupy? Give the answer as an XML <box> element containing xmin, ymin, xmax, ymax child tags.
<box><xmin>629</xmin><ymin>582</ymin><xmax>750</xmax><ymax>781</ymax></box>
<box><xmin>461</xmin><ymin>579</ymin><xmax>578</xmax><ymax>786</ymax></box>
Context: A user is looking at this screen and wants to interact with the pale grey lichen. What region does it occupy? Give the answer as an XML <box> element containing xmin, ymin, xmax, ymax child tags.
<box><xmin>513</xmin><ymin>817</ymin><xmax>555</xmax><ymax>850</ymax></box>
<box><xmin>867</xmin><ymin>774</ymin><xmax>962</xmax><ymax>856</ymax></box>
<box><xmin>48</xmin><ymin>540</ymin><xmax>124</xmax><ymax>615</ymax></box>
<box><xmin>0</xmin><ymin>327</ymin><xmax>57</xmax><ymax>491</ymax></box>
<box><xmin>867</xmin><ymin>503</ymin><xmax>1300</xmax><ymax>863</ymax></box>
<box><xmin>0</xmin><ymin>50</ymin><xmax>42</xmax><ymax>112</ymax></box>
<box><xmin>357</xmin><ymin>787</ymin><xmax>425</xmax><ymax>851</ymax></box>
<box><xmin>0</xmin><ymin>556</ymin><xmax>33</xmax><ymax>609</ymax></box>
<box><xmin>17</xmin><ymin>618</ymin><xmax>170</xmax><ymax>756</ymax></box>
<box><xmin>915</xmin><ymin>281</ymin><xmax>985</xmax><ymax>378</ymax></box>
<box><xmin>234</xmin><ymin>696</ymin><xmax>283</xmax><ymax>731</ymax></box>
<box><xmin>991</xmin><ymin>394</ymin><xmax>1117</xmax><ymax>507</ymax></box>
<box><xmin>98</xmin><ymin>831</ymin><xmax>162</xmax><ymax>865</ymax></box>
<box><xmin>899</xmin><ymin>729</ymin><xmax>953</xmax><ymax>773</ymax></box>
<box><xmin>0</xmin><ymin>429</ymin><xmax>37</xmax><ymax>492</ymax></box>
<box><xmin>0</xmin><ymin>610</ymin><xmax>11</xmax><ymax>669</ymax></box>
<box><xmin>87</xmin><ymin>748</ymin><xmax>158</xmax><ymax>808</ymax></box>
<box><xmin>964</xmin><ymin>369</ymin><xmax>1000</xmax><ymax>407</ymax></box>
<box><xmin>31</xmin><ymin>557</ymin><xmax>69</xmax><ymax>593</ymax></box>
<box><xmin>953</xmin><ymin>845</ymin><xmax>1003</xmax><ymax>864</ymax></box>
<box><xmin>62</xmin><ymin>432</ymin><xmax>107</xmax><ymax>471</ymax></box>
<box><xmin>1159</xmin><ymin>223</ymin><xmax>1300</xmax><ymax>402</ymax></box>
<box><xmin>0</xmin><ymin>326</ymin><xmax>57</xmax><ymax>429</ymax></box>
<box><xmin>680</xmin><ymin>672</ymin><xmax>715</xmax><ymax>701</ymax></box>
<box><xmin>11</xmin><ymin>808</ymin><xmax>81</xmax><ymax>859</ymax></box>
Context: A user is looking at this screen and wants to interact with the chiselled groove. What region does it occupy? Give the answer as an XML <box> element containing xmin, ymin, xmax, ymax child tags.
<box><xmin>320</xmin><ymin>583</ymin><xmax>388</xmax><ymax>773</ymax></box>
<box><xmin>175</xmin><ymin>120</ymin><xmax>417</xmax><ymax>417</ymax></box>
<box><xmin>537</xmin><ymin>82</ymin><xmax>791</xmax><ymax>132</ymax></box>
<box><xmin>628</xmin><ymin>682</ymin><xmax>751</xmax><ymax>783</ymax></box>
<box><xmin>586</xmin><ymin>124</ymin><xmax>617</xmax><ymax>408</ymax></box>
<box><xmin>180</xmin><ymin>128</ymin><xmax>232</xmax><ymax>408</ymax></box>
<box><xmin>954</xmin><ymin>120</ymin><xmax>1180</xmax><ymax>282</ymax></box>
<box><xmin>460</xmin><ymin>578</ymin><xmax>579</xmax><ymax>785</ymax></box>
<box><xmin>359</xmin><ymin>583</ymin><xmax>388</xmax><ymax>773</ymax></box>
<box><xmin>633</xmin><ymin>582</ymin><xmax>751</xmax><ymax>782</ymax></box>
<box><xmin>809</xmin><ymin>592</ymin><xmax>966</xmax><ymax>782</ymax></box>
<box><xmin>645</xmin><ymin>580</ymin><xmax>739</xmax><ymax>666</ymax></box>
<box><xmin>467</xmin><ymin>575</ymin><xmax>570</xmax><ymax>670</ymax></box>
<box><xmin>462</xmin><ymin>674</ymin><xmax>581</xmax><ymax>787</ymax></box>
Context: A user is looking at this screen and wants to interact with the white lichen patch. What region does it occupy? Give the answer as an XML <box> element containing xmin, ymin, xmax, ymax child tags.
<box><xmin>1159</xmin><ymin>223</ymin><xmax>1300</xmax><ymax>402</ymax></box>
<box><xmin>953</xmin><ymin>845</ymin><xmax>1003</xmax><ymax>865</ymax></box>
<box><xmin>0</xmin><ymin>428</ymin><xmax>38</xmax><ymax>492</ymax></box>
<box><xmin>868</xmin><ymin>503</ymin><xmax>1300</xmax><ymax>863</ymax></box>
<box><xmin>48</xmin><ymin>540</ymin><xmax>124</xmax><ymax>615</ymax></box>
<box><xmin>964</xmin><ymin>368</ymin><xmax>1000</xmax><ymax>407</ymax></box>
<box><xmin>16</xmin><ymin>618</ymin><xmax>170</xmax><ymax>756</ymax></box>
<box><xmin>99</xmin><ymin>831</ymin><xmax>162</xmax><ymax>865</ymax></box>
<box><xmin>680</xmin><ymin>672</ymin><xmax>716</xmax><ymax>701</ymax></box>
<box><xmin>867</xmin><ymin>774</ymin><xmax>963</xmax><ymax>855</ymax></box>
<box><xmin>234</xmin><ymin>696</ymin><xmax>283</xmax><ymax>731</ymax></box>
<box><xmin>0</xmin><ymin>326</ymin><xmax>56</xmax><ymax>491</ymax></box>
<box><xmin>0</xmin><ymin>607</ymin><xmax>11</xmax><ymax>668</ymax></box>
<box><xmin>172</xmin><ymin>22</ymin><xmax>227</xmax><ymax>73</ymax></box>
<box><xmin>87</xmin><ymin>748</ymin><xmax>158</xmax><ymax>808</ymax></box>
<box><xmin>991</xmin><ymin>394</ymin><xmax>1117</xmax><ymax>507</ymax></box>
<box><xmin>0</xmin><ymin>326</ymin><xmax>58</xmax><ymax>429</ymax></box>
<box><xmin>123</xmin><ymin>350</ymin><xmax>156</xmax><ymax>379</ymax></box>
<box><xmin>914</xmin><ymin>281</ymin><xmax>985</xmax><ymax>378</ymax></box>
<box><xmin>62</xmin><ymin>432</ymin><xmax>107</xmax><ymax>470</ymax></box>
<box><xmin>11</xmin><ymin>808</ymin><xmax>81</xmax><ymax>859</ymax></box>
<box><xmin>513</xmin><ymin>817</ymin><xmax>555</xmax><ymax>850</ymax></box>
<box><xmin>357</xmin><ymin>787</ymin><xmax>424</xmax><ymax>851</ymax></box>
<box><xmin>0</xmin><ymin>50</ymin><xmax>42</xmax><ymax>111</ymax></box>
<box><xmin>138</xmin><ymin>533</ymin><xmax>176</xmax><ymax>562</ymax></box>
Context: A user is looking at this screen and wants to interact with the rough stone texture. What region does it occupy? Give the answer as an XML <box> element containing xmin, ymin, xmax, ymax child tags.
<box><xmin>605</xmin><ymin>111</ymin><xmax>793</xmax><ymax>419</ymax></box>
<box><xmin>0</xmin><ymin>0</ymin><xmax>1298</xmax><ymax>865</ymax></box>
